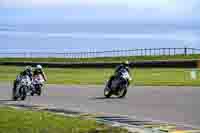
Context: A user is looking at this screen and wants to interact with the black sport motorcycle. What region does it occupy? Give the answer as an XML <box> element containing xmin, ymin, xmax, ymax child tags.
<box><xmin>104</xmin><ymin>69</ymin><xmax>132</xmax><ymax>98</ymax></box>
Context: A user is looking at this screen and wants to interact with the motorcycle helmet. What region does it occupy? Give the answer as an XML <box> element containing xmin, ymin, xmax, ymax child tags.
<box><xmin>25</xmin><ymin>66</ymin><xmax>32</xmax><ymax>72</ymax></box>
<box><xmin>123</xmin><ymin>61</ymin><xmax>129</xmax><ymax>66</ymax></box>
<box><xmin>36</xmin><ymin>64</ymin><xmax>42</xmax><ymax>70</ymax></box>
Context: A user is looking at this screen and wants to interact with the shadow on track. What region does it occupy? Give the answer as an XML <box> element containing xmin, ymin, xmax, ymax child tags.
<box><xmin>5</xmin><ymin>103</ymin><xmax>41</xmax><ymax>109</ymax></box>
<box><xmin>90</xmin><ymin>96</ymin><xmax>125</xmax><ymax>100</ymax></box>
<box><xmin>0</xmin><ymin>99</ymin><xmax>14</xmax><ymax>104</ymax></box>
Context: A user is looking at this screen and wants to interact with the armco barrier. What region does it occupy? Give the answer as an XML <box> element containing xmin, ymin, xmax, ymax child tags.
<box><xmin>0</xmin><ymin>59</ymin><xmax>198</xmax><ymax>68</ymax></box>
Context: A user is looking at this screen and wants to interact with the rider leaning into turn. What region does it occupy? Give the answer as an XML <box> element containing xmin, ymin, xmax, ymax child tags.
<box><xmin>33</xmin><ymin>65</ymin><xmax>47</xmax><ymax>81</ymax></box>
<box><xmin>115</xmin><ymin>61</ymin><xmax>130</xmax><ymax>74</ymax></box>
<box><xmin>13</xmin><ymin>66</ymin><xmax>33</xmax><ymax>90</ymax></box>
<box><xmin>107</xmin><ymin>61</ymin><xmax>131</xmax><ymax>88</ymax></box>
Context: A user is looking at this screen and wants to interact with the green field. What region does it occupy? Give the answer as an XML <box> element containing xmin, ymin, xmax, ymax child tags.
<box><xmin>0</xmin><ymin>65</ymin><xmax>200</xmax><ymax>86</ymax></box>
<box><xmin>0</xmin><ymin>107</ymin><xmax>127</xmax><ymax>133</ymax></box>
<box><xmin>0</xmin><ymin>54</ymin><xmax>200</xmax><ymax>63</ymax></box>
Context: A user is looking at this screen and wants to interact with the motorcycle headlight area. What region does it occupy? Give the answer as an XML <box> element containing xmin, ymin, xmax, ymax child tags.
<box><xmin>21</xmin><ymin>79</ymin><xmax>29</xmax><ymax>85</ymax></box>
<box><xmin>122</xmin><ymin>72</ymin><xmax>130</xmax><ymax>79</ymax></box>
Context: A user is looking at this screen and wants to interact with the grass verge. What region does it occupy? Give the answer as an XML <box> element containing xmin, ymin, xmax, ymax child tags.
<box><xmin>0</xmin><ymin>65</ymin><xmax>200</xmax><ymax>86</ymax></box>
<box><xmin>0</xmin><ymin>107</ymin><xmax>128</xmax><ymax>133</ymax></box>
<box><xmin>0</xmin><ymin>54</ymin><xmax>200</xmax><ymax>63</ymax></box>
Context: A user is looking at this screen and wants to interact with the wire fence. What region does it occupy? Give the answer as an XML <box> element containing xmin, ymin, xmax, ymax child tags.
<box><xmin>0</xmin><ymin>47</ymin><xmax>200</xmax><ymax>58</ymax></box>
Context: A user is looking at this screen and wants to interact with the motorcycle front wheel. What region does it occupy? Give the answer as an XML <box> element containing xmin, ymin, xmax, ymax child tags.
<box><xmin>104</xmin><ymin>87</ymin><xmax>112</xmax><ymax>98</ymax></box>
<box><xmin>12</xmin><ymin>87</ymin><xmax>18</xmax><ymax>101</ymax></box>
<box><xmin>20</xmin><ymin>87</ymin><xmax>27</xmax><ymax>101</ymax></box>
<box><xmin>37</xmin><ymin>87</ymin><xmax>41</xmax><ymax>96</ymax></box>
<box><xmin>12</xmin><ymin>95</ymin><xmax>18</xmax><ymax>101</ymax></box>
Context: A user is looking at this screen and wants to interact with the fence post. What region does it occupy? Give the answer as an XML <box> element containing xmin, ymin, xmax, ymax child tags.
<box><xmin>174</xmin><ymin>48</ymin><xmax>176</xmax><ymax>56</ymax></box>
<box><xmin>144</xmin><ymin>48</ymin><xmax>147</xmax><ymax>56</ymax></box>
<box><xmin>149</xmin><ymin>49</ymin><xmax>152</xmax><ymax>56</ymax></box>
<box><xmin>184</xmin><ymin>47</ymin><xmax>187</xmax><ymax>56</ymax></box>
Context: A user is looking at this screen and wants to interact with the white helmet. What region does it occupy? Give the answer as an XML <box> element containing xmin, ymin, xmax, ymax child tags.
<box><xmin>36</xmin><ymin>64</ymin><xmax>42</xmax><ymax>69</ymax></box>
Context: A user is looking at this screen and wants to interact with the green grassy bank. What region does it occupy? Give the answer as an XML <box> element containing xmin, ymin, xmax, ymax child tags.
<box><xmin>0</xmin><ymin>107</ymin><xmax>127</xmax><ymax>133</ymax></box>
<box><xmin>0</xmin><ymin>65</ymin><xmax>200</xmax><ymax>86</ymax></box>
<box><xmin>0</xmin><ymin>54</ymin><xmax>200</xmax><ymax>63</ymax></box>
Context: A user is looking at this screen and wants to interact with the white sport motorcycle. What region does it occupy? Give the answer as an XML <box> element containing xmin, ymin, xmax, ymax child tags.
<box><xmin>12</xmin><ymin>75</ymin><xmax>32</xmax><ymax>101</ymax></box>
<box><xmin>31</xmin><ymin>74</ymin><xmax>44</xmax><ymax>96</ymax></box>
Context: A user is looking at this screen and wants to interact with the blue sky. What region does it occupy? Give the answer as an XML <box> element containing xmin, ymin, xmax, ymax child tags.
<box><xmin>0</xmin><ymin>0</ymin><xmax>199</xmax><ymax>24</ymax></box>
<box><xmin>0</xmin><ymin>0</ymin><xmax>200</xmax><ymax>51</ymax></box>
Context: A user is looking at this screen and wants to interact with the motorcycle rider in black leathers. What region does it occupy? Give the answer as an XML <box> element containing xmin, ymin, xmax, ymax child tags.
<box><xmin>13</xmin><ymin>66</ymin><xmax>33</xmax><ymax>95</ymax></box>
<box><xmin>107</xmin><ymin>61</ymin><xmax>131</xmax><ymax>89</ymax></box>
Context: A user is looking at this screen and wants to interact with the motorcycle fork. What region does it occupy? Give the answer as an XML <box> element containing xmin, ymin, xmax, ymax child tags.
<box><xmin>15</xmin><ymin>86</ymin><xmax>20</xmax><ymax>97</ymax></box>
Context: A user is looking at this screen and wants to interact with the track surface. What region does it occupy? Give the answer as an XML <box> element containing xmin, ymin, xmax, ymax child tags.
<box><xmin>0</xmin><ymin>84</ymin><xmax>200</xmax><ymax>127</ymax></box>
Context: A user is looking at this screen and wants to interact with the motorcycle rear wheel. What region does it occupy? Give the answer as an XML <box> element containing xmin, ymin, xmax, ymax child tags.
<box><xmin>118</xmin><ymin>88</ymin><xmax>127</xmax><ymax>98</ymax></box>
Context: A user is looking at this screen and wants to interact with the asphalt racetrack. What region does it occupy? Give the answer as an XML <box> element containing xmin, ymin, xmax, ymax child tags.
<box><xmin>0</xmin><ymin>84</ymin><xmax>200</xmax><ymax>128</ymax></box>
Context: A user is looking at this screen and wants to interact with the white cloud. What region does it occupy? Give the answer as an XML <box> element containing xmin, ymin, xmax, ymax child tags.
<box><xmin>0</xmin><ymin>30</ymin><xmax>198</xmax><ymax>42</ymax></box>
<box><xmin>0</xmin><ymin>0</ymin><xmax>198</xmax><ymax>8</ymax></box>
<box><xmin>0</xmin><ymin>0</ymin><xmax>128</xmax><ymax>7</ymax></box>
<box><xmin>1</xmin><ymin>0</ymin><xmax>199</xmax><ymax>23</ymax></box>
<box><xmin>1</xmin><ymin>0</ymin><xmax>198</xmax><ymax>16</ymax></box>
